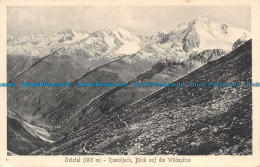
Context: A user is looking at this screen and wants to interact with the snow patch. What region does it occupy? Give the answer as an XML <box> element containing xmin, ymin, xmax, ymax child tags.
<box><xmin>116</xmin><ymin>41</ymin><xmax>140</xmax><ymax>55</ymax></box>
<box><xmin>23</xmin><ymin>121</ymin><xmax>54</xmax><ymax>143</ymax></box>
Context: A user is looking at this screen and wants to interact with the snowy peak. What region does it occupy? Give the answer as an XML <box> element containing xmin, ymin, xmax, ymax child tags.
<box><xmin>8</xmin><ymin>29</ymin><xmax>89</xmax><ymax>45</ymax></box>
<box><xmin>194</xmin><ymin>20</ymin><xmax>250</xmax><ymax>51</ymax></box>
<box><xmin>7</xmin><ymin>29</ymin><xmax>90</xmax><ymax>57</ymax></box>
<box><xmin>173</xmin><ymin>22</ymin><xmax>189</xmax><ymax>32</ymax></box>
<box><xmin>7</xmin><ymin>18</ymin><xmax>251</xmax><ymax>60</ymax></box>
<box><xmin>134</xmin><ymin>17</ymin><xmax>250</xmax><ymax>65</ymax></box>
<box><xmin>169</xmin><ymin>17</ymin><xmax>250</xmax><ymax>52</ymax></box>
<box><xmin>104</xmin><ymin>26</ymin><xmax>140</xmax><ymax>43</ymax></box>
<box><xmin>190</xmin><ymin>17</ymin><xmax>212</xmax><ymax>24</ymax></box>
<box><xmin>100</xmin><ymin>26</ymin><xmax>141</xmax><ymax>55</ymax></box>
<box><xmin>7</xmin><ymin>25</ymin><xmax>142</xmax><ymax>58</ymax></box>
<box><xmin>173</xmin><ymin>17</ymin><xmax>211</xmax><ymax>32</ymax></box>
<box><xmin>232</xmin><ymin>33</ymin><xmax>251</xmax><ymax>50</ymax></box>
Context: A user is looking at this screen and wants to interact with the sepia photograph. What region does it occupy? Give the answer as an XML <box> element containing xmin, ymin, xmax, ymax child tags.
<box><xmin>6</xmin><ymin>5</ymin><xmax>253</xmax><ymax>155</ymax></box>
<box><xmin>0</xmin><ymin>1</ymin><xmax>260</xmax><ymax>167</ymax></box>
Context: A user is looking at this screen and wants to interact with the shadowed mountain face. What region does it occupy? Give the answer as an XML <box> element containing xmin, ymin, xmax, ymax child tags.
<box><xmin>7</xmin><ymin>18</ymin><xmax>251</xmax><ymax>155</ymax></box>
<box><xmin>7</xmin><ymin>110</ymin><xmax>62</xmax><ymax>154</ymax></box>
<box><xmin>31</xmin><ymin>40</ymin><xmax>252</xmax><ymax>155</ymax></box>
<box><xmin>7</xmin><ymin>47</ymin><xmax>227</xmax><ymax>135</ymax></box>
<box><xmin>7</xmin><ymin>114</ymin><xmax>46</xmax><ymax>155</ymax></box>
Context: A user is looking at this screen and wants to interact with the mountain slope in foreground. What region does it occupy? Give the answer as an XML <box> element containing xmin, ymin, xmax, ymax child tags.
<box><xmin>32</xmin><ymin>40</ymin><xmax>252</xmax><ymax>155</ymax></box>
<box><xmin>7</xmin><ymin>111</ymin><xmax>46</xmax><ymax>155</ymax></box>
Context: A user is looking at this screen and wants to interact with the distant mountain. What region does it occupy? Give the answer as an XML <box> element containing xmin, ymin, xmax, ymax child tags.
<box><xmin>7</xmin><ymin>30</ymin><xmax>89</xmax><ymax>57</ymax></box>
<box><xmin>7</xmin><ymin>26</ymin><xmax>140</xmax><ymax>59</ymax></box>
<box><xmin>172</xmin><ymin>17</ymin><xmax>249</xmax><ymax>52</ymax></box>
<box><xmin>8</xmin><ymin>17</ymin><xmax>250</xmax><ymax>62</ymax></box>
<box><xmin>7</xmin><ymin>26</ymin><xmax>143</xmax><ymax>81</ymax></box>
<box><xmin>135</xmin><ymin>17</ymin><xmax>250</xmax><ymax>64</ymax></box>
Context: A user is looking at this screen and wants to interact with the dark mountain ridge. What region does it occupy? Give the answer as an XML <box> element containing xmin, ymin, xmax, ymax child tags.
<box><xmin>31</xmin><ymin>40</ymin><xmax>252</xmax><ymax>155</ymax></box>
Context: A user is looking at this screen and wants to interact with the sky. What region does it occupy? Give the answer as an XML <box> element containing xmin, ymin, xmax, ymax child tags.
<box><xmin>7</xmin><ymin>6</ymin><xmax>251</xmax><ymax>37</ymax></box>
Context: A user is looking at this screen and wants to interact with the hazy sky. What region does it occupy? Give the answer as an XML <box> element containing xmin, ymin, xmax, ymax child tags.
<box><xmin>7</xmin><ymin>6</ymin><xmax>251</xmax><ymax>37</ymax></box>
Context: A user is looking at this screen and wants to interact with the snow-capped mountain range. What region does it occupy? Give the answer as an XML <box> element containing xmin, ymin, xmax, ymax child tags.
<box><xmin>135</xmin><ymin>17</ymin><xmax>250</xmax><ymax>64</ymax></box>
<box><xmin>8</xmin><ymin>17</ymin><xmax>250</xmax><ymax>64</ymax></box>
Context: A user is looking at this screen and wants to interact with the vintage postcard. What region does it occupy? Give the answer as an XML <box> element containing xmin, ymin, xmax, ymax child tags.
<box><xmin>0</xmin><ymin>0</ymin><xmax>260</xmax><ymax>167</ymax></box>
